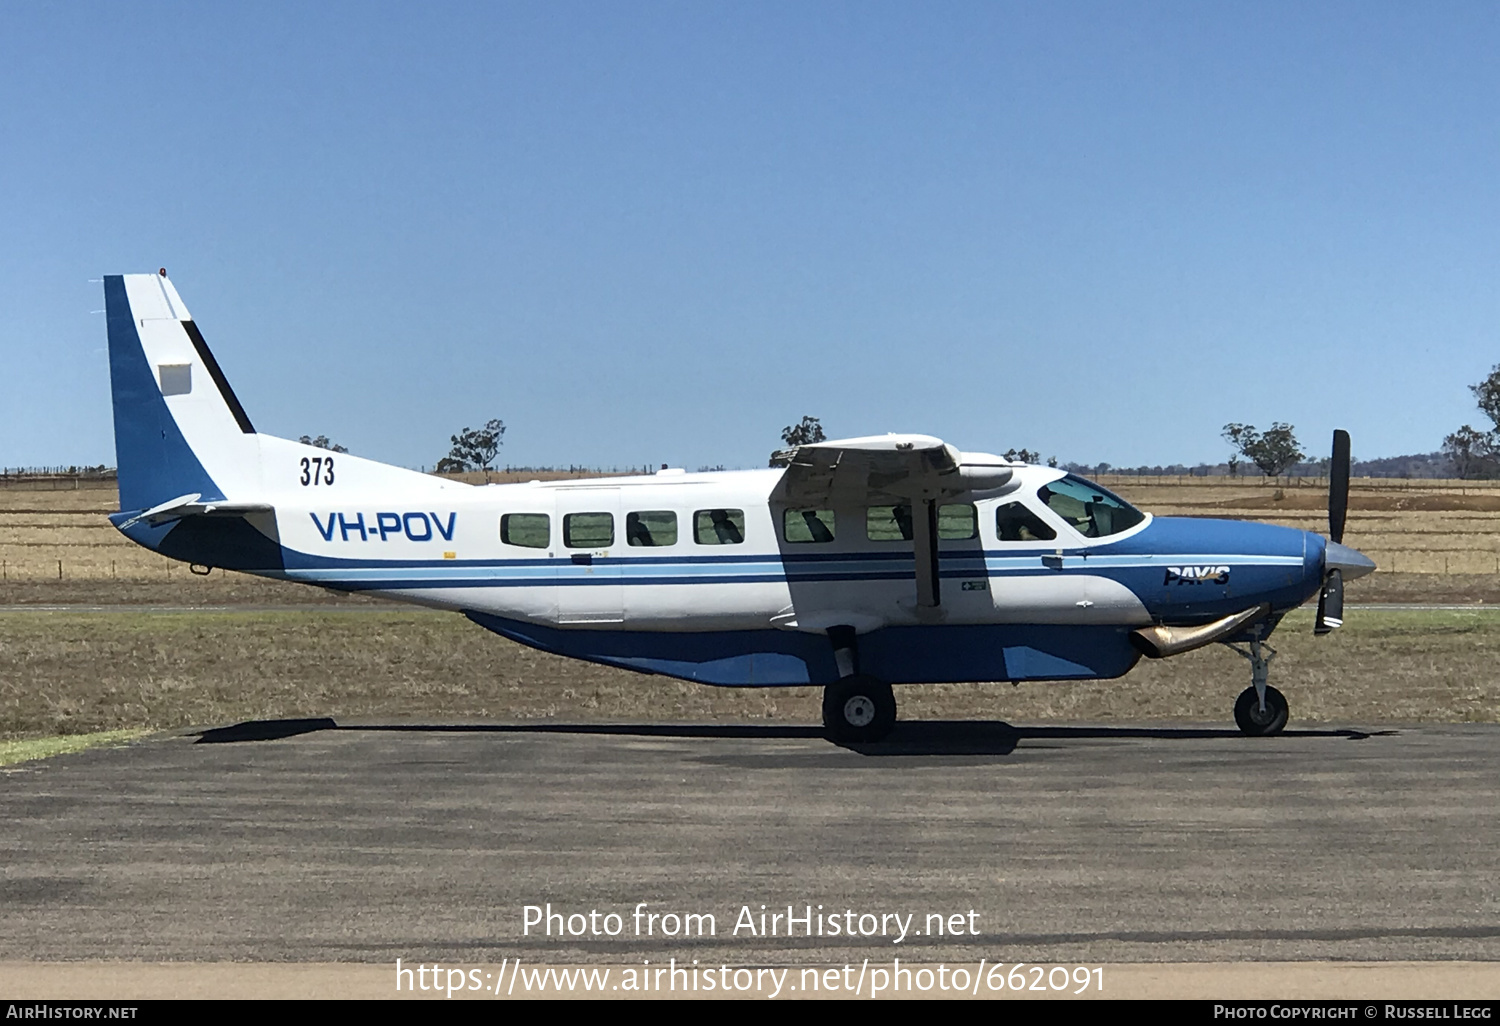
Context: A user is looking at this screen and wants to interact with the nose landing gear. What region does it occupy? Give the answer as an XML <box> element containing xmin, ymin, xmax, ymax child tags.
<box><xmin>1224</xmin><ymin>629</ymin><xmax>1289</xmax><ymax>736</ymax></box>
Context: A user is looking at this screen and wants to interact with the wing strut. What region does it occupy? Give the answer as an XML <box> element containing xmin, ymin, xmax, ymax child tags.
<box><xmin>913</xmin><ymin>498</ymin><xmax>940</xmax><ymax>608</ymax></box>
<box><xmin>770</xmin><ymin>433</ymin><xmax>1018</xmax><ymax>613</ymax></box>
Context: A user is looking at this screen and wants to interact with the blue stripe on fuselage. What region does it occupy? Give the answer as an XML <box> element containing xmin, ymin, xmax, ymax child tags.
<box><xmin>122</xmin><ymin>510</ymin><xmax>1326</xmax><ymax>618</ymax></box>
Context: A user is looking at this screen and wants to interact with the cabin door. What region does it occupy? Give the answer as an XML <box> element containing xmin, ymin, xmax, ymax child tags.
<box><xmin>556</xmin><ymin>487</ymin><xmax>624</xmax><ymax>624</ymax></box>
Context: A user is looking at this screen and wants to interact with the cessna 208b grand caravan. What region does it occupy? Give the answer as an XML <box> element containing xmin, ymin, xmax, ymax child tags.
<box><xmin>105</xmin><ymin>271</ymin><xmax>1375</xmax><ymax>742</ymax></box>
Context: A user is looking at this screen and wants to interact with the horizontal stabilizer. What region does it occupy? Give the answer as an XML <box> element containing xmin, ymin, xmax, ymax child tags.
<box><xmin>118</xmin><ymin>493</ymin><xmax>275</xmax><ymax>530</ymax></box>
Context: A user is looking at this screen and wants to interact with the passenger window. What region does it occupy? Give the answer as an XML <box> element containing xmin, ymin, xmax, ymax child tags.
<box><xmin>938</xmin><ymin>503</ymin><xmax>978</xmax><ymax>540</ymax></box>
<box><xmin>626</xmin><ymin>510</ymin><xmax>677</xmax><ymax>547</ymax></box>
<box><xmin>866</xmin><ymin>505</ymin><xmax>913</xmax><ymax>542</ymax></box>
<box><xmin>866</xmin><ymin>504</ymin><xmax>977</xmax><ymax>541</ymax></box>
<box><xmin>500</xmin><ymin>513</ymin><xmax>550</xmax><ymax>549</ymax></box>
<box><xmin>783</xmin><ymin>508</ymin><xmax>835</xmax><ymax>543</ymax></box>
<box><xmin>563</xmin><ymin>512</ymin><xmax>614</xmax><ymax>548</ymax></box>
<box><xmin>1037</xmin><ymin>475</ymin><xmax>1145</xmax><ymax>538</ymax></box>
<box><xmin>995</xmin><ymin>501</ymin><xmax>1057</xmax><ymax>542</ymax></box>
<box><xmin>694</xmin><ymin>509</ymin><xmax>745</xmax><ymax>545</ymax></box>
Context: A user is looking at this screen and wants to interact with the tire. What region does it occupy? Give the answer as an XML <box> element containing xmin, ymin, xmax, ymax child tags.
<box><xmin>822</xmin><ymin>675</ymin><xmax>897</xmax><ymax>743</ymax></box>
<box><xmin>1234</xmin><ymin>685</ymin><xmax>1289</xmax><ymax>737</ymax></box>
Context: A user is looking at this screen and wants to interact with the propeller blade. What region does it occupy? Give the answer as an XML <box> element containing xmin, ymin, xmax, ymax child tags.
<box><xmin>1329</xmin><ymin>429</ymin><xmax>1350</xmax><ymax>545</ymax></box>
<box><xmin>1315</xmin><ymin>568</ymin><xmax>1344</xmax><ymax>635</ymax></box>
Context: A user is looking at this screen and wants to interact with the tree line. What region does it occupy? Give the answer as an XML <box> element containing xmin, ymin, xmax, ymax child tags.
<box><xmin>291</xmin><ymin>369</ymin><xmax>1500</xmax><ymax>481</ymax></box>
<box><xmin>1442</xmin><ymin>367</ymin><xmax>1500</xmax><ymax>479</ymax></box>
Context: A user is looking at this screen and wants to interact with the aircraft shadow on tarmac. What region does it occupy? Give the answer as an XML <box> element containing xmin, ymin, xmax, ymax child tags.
<box><xmin>193</xmin><ymin>718</ymin><xmax>1391</xmax><ymax>756</ymax></box>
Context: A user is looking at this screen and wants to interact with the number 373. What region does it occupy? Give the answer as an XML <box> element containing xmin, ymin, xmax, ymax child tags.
<box><xmin>300</xmin><ymin>456</ymin><xmax>335</xmax><ymax>486</ymax></box>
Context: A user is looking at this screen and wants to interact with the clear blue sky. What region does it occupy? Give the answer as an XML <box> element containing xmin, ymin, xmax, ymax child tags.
<box><xmin>3</xmin><ymin>1</ymin><xmax>1498</xmax><ymax>471</ymax></box>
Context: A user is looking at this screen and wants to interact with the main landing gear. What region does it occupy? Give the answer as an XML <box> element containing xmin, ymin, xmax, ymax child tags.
<box><xmin>1224</xmin><ymin>628</ymin><xmax>1289</xmax><ymax>736</ymax></box>
<box><xmin>822</xmin><ymin>626</ymin><xmax>897</xmax><ymax>743</ymax></box>
<box><xmin>823</xmin><ymin>674</ymin><xmax>897</xmax><ymax>743</ymax></box>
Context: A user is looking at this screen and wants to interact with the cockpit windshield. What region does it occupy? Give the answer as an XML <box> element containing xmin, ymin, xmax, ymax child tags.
<box><xmin>1036</xmin><ymin>474</ymin><xmax>1145</xmax><ymax>538</ymax></box>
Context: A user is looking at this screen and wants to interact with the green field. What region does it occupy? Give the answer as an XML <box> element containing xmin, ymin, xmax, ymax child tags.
<box><xmin>2</xmin><ymin>607</ymin><xmax>1496</xmax><ymax>741</ymax></box>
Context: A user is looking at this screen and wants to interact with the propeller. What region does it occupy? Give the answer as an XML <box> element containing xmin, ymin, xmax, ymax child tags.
<box><xmin>1315</xmin><ymin>429</ymin><xmax>1351</xmax><ymax>635</ymax></box>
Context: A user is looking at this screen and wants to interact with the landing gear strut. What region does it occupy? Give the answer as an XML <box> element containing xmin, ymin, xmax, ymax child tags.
<box><xmin>1224</xmin><ymin>628</ymin><xmax>1289</xmax><ymax>736</ymax></box>
<box><xmin>822</xmin><ymin>626</ymin><xmax>897</xmax><ymax>742</ymax></box>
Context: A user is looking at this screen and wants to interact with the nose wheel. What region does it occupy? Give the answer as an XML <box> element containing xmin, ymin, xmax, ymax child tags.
<box><xmin>1234</xmin><ymin>684</ymin><xmax>1289</xmax><ymax>736</ymax></box>
<box><xmin>822</xmin><ymin>675</ymin><xmax>897</xmax><ymax>743</ymax></box>
<box><xmin>1224</xmin><ymin>629</ymin><xmax>1289</xmax><ymax>736</ymax></box>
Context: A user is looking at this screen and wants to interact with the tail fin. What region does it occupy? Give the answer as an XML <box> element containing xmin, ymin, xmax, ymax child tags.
<box><xmin>105</xmin><ymin>272</ymin><xmax>252</xmax><ymax>511</ymax></box>
<box><xmin>105</xmin><ymin>270</ymin><xmax>458</xmax><ymax>517</ymax></box>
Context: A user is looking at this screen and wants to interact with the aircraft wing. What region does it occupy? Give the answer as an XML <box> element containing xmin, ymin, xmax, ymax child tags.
<box><xmin>770</xmin><ymin>434</ymin><xmax>1014</xmax><ymax>507</ymax></box>
<box><xmin>770</xmin><ymin>434</ymin><xmax>1016</xmax><ymax>610</ymax></box>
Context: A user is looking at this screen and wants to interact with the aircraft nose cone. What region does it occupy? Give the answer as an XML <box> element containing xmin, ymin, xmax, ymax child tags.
<box><xmin>1325</xmin><ymin>540</ymin><xmax>1377</xmax><ymax>581</ymax></box>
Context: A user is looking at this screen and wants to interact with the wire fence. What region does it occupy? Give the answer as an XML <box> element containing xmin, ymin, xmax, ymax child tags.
<box><xmin>1</xmin><ymin>468</ymin><xmax>117</xmax><ymax>490</ymax></box>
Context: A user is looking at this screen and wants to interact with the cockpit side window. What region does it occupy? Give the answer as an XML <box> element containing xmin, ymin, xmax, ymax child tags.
<box><xmin>994</xmin><ymin>501</ymin><xmax>1056</xmax><ymax>542</ymax></box>
<box><xmin>1036</xmin><ymin>475</ymin><xmax>1145</xmax><ymax>538</ymax></box>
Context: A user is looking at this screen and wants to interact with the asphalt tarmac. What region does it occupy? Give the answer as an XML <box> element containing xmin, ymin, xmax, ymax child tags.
<box><xmin>2</xmin><ymin>720</ymin><xmax>1498</xmax><ymax>966</ymax></box>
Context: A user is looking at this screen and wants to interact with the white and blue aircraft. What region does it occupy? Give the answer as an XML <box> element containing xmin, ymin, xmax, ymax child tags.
<box><xmin>104</xmin><ymin>271</ymin><xmax>1376</xmax><ymax>742</ymax></box>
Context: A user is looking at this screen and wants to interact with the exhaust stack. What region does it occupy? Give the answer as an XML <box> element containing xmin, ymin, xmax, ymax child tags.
<box><xmin>1130</xmin><ymin>604</ymin><xmax>1270</xmax><ymax>660</ymax></box>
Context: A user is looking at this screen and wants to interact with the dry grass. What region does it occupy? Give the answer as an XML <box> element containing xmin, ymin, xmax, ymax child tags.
<box><xmin>3</xmin><ymin>476</ymin><xmax>1500</xmax><ymax>741</ymax></box>
<box><xmin>2</xmin><ymin>607</ymin><xmax>1496</xmax><ymax>740</ymax></box>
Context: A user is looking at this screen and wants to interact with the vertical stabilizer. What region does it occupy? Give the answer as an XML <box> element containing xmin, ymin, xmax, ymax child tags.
<box><xmin>105</xmin><ymin>270</ymin><xmax>464</xmax><ymax>517</ymax></box>
<box><xmin>105</xmin><ymin>272</ymin><xmax>248</xmax><ymax>511</ymax></box>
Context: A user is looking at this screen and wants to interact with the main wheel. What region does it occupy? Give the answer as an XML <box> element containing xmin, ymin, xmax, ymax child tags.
<box><xmin>1234</xmin><ymin>685</ymin><xmax>1289</xmax><ymax>737</ymax></box>
<box><xmin>822</xmin><ymin>675</ymin><xmax>897</xmax><ymax>743</ymax></box>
